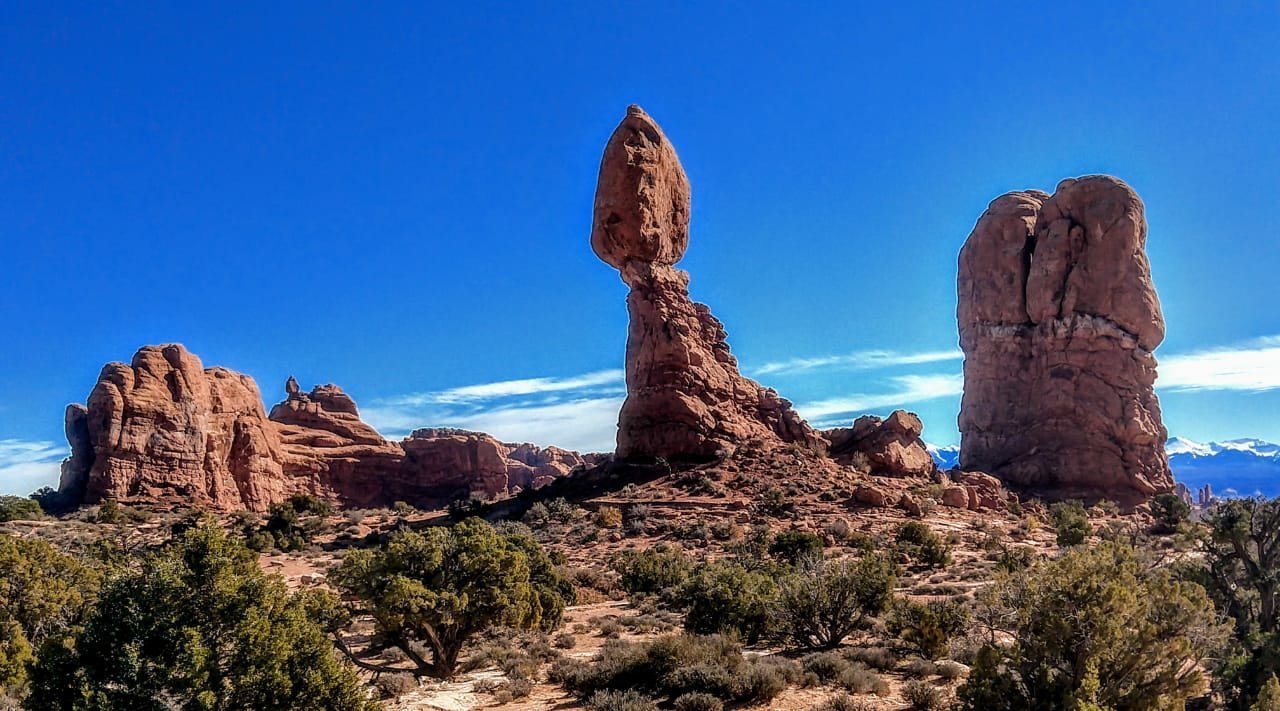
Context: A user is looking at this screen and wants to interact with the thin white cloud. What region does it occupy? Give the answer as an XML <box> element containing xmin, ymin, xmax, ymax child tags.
<box><xmin>751</xmin><ymin>349</ymin><xmax>963</xmax><ymax>377</ymax></box>
<box><xmin>796</xmin><ymin>373</ymin><xmax>964</xmax><ymax>422</ymax></box>
<box><xmin>363</xmin><ymin>396</ymin><xmax>623</xmax><ymax>454</ymax></box>
<box><xmin>1158</xmin><ymin>336</ymin><xmax>1280</xmax><ymax>393</ymax></box>
<box><xmin>383</xmin><ymin>369</ymin><xmax>624</xmax><ymax>406</ymax></box>
<box><xmin>0</xmin><ymin>439</ymin><xmax>66</xmax><ymax>496</ymax></box>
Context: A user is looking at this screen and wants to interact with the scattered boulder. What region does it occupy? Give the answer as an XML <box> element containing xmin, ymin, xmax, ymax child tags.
<box><xmin>592</xmin><ymin>105</ymin><xmax>823</xmax><ymax>462</ymax></box>
<box><xmin>825</xmin><ymin>410</ymin><xmax>937</xmax><ymax>477</ymax></box>
<box><xmin>957</xmin><ymin>176</ymin><xmax>1172</xmax><ymax>506</ymax></box>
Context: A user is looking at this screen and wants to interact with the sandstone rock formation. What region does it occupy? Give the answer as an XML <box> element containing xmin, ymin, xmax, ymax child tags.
<box><xmin>56</xmin><ymin>344</ymin><xmax>590</xmax><ymax>511</ymax></box>
<box><xmin>825</xmin><ymin>411</ymin><xmax>937</xmax><ymax>478</ymax></box>
<box><xmin>592</xmin><ymin>105</ymin><xmax>823</xmax><ymax>462</ymax></box>
<box><xmin>957</xmin><ymin>175</ymin><xmax>1173</xmax><ymax>505</ymax></box>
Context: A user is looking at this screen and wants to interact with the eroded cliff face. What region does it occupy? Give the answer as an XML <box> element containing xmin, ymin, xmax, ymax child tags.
<box><xmin>56</xmin><ymin>344</ymin><xmax>590</xmax><ymax>511</ymax></box>
<box><xmin>592</xmin><ymin>105</ymin><xmax>823</xmax><ymax>462</ymax></box>
<box><xmin>957</xmin><ymin>176</ymin><xmax>1172</xmax><ymax>505</ymax></box>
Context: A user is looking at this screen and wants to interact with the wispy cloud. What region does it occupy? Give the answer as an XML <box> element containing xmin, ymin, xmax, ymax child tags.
<box><xmin>796</xmin><ymin>373</ymin><xmax>964</xmax><ymax>424</ymax></box>
<box><xmin>750</xmin><ymin>349</ymin><xmax>962</xmax><ymax>377</ymax></box>
<box><xmin>382</xmin><ymin>369</ymin><xmax>624</xmax><ymax>406</ymax></box>
<box><xmin>0</xmin><ymin>439</ymin><xmax>65</xmax><ymax>496</ymax></box>
<box><xmin>1159</xmin><ymin>336</ymin><xmax>1280</xmax><ymax>393</ymax></box>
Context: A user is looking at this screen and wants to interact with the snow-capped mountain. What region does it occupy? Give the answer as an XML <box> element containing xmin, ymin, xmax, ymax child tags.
<box><xmin>928</xmin><ymin>437</ymin><xmax>1280</xmax><ymax>498</ymax></box>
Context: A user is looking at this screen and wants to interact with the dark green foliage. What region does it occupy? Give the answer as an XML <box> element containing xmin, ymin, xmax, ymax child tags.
<box><xmin>555</xmin><ymin>633</ymin><xmax>793</xmax><ymax>705</ymax></box>
<box><xmin>0</xmin><ymin>496</ymin><xmax>42</xmax><ymax>523</ymax></box>
<box><xmin>1049</xmin><ymin>501</ymin><xmax>1092</xmax><ymax>546</ymax></box>
<box><xmin>778</xmin><ymin>554</ymin><xmax>897</xmax><ymax>649</ymax></box>
<box><xmin>894</xmin><ymin>522</ymin><xmax>951</xmax><ymax>569</ymax></box>
<box><xmin>0</xmin><ymin>535</ymin><xmax>99</xmax><ymax>694</ymax></box>
<box><xmin>888</xmin><ymin>599</ymin><xmax>969</xmax><ymax>659</ymax></box>
<box><xmin>680</xmin><ymin>561</ymin><xmax>779</xmax><ymax>643</ymax></box>
<box><xmin>93</xmin><ymin>499</ymin><xmax>147</xmax><ymax>524</ymax></box>
<box><xmin>1200</xmin><ymin>498</ymin><xmax>1280</xmax><ymax>708</ymax></box>
<box><xmin>24</xmin><ymin>519</ymin><xmax>375</xmax><ymax>710</ymax></box>
<box><xmin>769</xmin><ymin>530</ymin><xmax>825</xmax><ymax>566</ymax></box>
<box><xmin>956</xmin><ymin>541</ymin><xmax>1229</xmax><ymax>711</ymax></box>
<box><xmin>1151</xmin><ymin>492</ymin><xmax>1191</xmax><ymax>535</ymax></box>
<box><xmin>612</xmin><ymin>547</ymin><xmax>692</xmax><ymax>598</ymax></box>
<box><xmin>329</xmin><ymin>517</ymin><xmax>570</xmax><ymax>679</ymax></box>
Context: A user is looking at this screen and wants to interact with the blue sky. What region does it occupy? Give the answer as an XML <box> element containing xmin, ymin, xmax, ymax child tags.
<box><xmin>2</xmin><ymin>3</ymin><xmax>1278</xmax><ymax>495</ymax></box>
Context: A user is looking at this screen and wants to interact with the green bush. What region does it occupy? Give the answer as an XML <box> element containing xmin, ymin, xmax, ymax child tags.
<box><xmin>778</xmin><ymin>554</ymin><xmax>897</xmax><ymax>649</ymax></box>
<box><xmin>1049</xmin><ymin>501</ymin><xmax>1092</xmax><ymax>546</ymax></box>
<box><xmin>801</xmin><ymin>651</ymin><xmax>849</xmax><ymax>682</ymax></box>
<box><xmin>681</xmin><ymin>561</ymin><xmax>779</xmax><ymax>643</ymax></box>
<box><xmin>770</xmin><ymin>530</ymin><xmax>825</xmax><ymax>565</ymax></box>
<box><xmin>556</xmin><ymin>633</ymin><xmax>792</xmax><ymax>705</ymax></box>
<box><xmin>956</xmin><ymin>541</ymin><xmax>1229</xmax><ymax>711</ymax></box>
<box><xmin>330</xmin><ymin>517</ymin><xmax>571</xmax><ymax>679</ymax></box>
<box><xmin>1151</xmin><ymin>492</ymin><xmax>1191</xmax><ymax>534</ymax></box>
<box><xmin>0</xmin><ymin>535</ymin><xmax>99</xmax><ymax>694</ymax></box>
<box><xmin>612</xmin><ymin>547</ymin><xmax>692</xmax><ymax>598</ymax></box>
<box><xmin>0</xmin><ymin>496</ymin><xmax>42</xmax><ymax>523</ymax></box>
<box><xmin>24</xmin><ymin>519</ymin><xmax>375</xmax><ymax>710</ymax></box>
<box><xmin>894</xmin><ymin>522</ymin><xmax>951</xmax><ymax>569</ymax></box>
<box><xmin>888</xmin><ymin>599</ymin><xmax>970</xmax><ymax>659</ymax></box>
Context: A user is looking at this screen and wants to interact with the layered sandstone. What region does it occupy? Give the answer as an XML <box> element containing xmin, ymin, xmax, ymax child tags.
<box><xmin>957</xmin><ymin>176</ymin><xmax>1172</xmax><ymax>505</ymax></box>
<box><xmin>56</xmin><ymin>345</ymin><xmax>589</xmax><ymax>511</ymax></box>
<box><xmin>592</xmin><ymin>105</ymin><xmax>822</xmax><ymax>461</ymax></box>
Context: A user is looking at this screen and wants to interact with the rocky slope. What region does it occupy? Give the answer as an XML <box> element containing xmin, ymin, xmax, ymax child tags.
<box><xmin>957</xmin><ymin>176</ymin><xmax>1173</xmax><ymax>506</ymax></box>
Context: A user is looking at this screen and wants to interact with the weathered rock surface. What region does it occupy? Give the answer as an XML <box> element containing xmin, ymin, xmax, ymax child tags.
<box><xmin>957</xmin><ymin>176</ymin><xmax>1172</xmax><ymax>505</ymax></box>
<box><xmin>593</xmin><ymin>105</ymin><xmax>823</xmax><ymax>461</ymax></box>
<box><xmin>825</xmin><ymin>410</ymin><xmax>937</xmax><ymax>478</ymax></box>
<box><xmin>56</xmin><ymin>345</ymin><xmax>589</xmax><ymax>511</ymax></box>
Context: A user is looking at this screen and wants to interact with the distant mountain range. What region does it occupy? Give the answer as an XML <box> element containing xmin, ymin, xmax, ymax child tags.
<box><xmin>928</xmin><ymin>438</ymin><xmax>1280</xmax><ymax>499</ymax></box>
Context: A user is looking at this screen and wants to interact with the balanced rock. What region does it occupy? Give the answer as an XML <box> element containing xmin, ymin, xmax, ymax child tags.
<box><xmin>592</xmin><ymin>105</ymin><xmax>822</xmax><ymax>461</ymax></box>
<box><xmin>957</xmin><ymin>176</ymin><xmax>1172</xmax><ymax>505</ymax></box>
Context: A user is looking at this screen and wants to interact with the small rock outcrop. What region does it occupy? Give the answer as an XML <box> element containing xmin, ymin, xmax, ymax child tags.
<box><xmin>592</xmin><ymin>105</ymin><xmax>822</xmax><ymax>461</ymax></box>
<box><xmin>957</xmin><ymin>176</ymin><xmax>1173</xmax><ymax>505</ymax></box>
<box><xmin>825</xmin><ymin>411</ymin><xmax>937</xmax><ymax>478</ymax></box>
<box><xmin>56</xmin><ymin>345</ymin><xmax>590</xmax><ymax>511</ymax></box>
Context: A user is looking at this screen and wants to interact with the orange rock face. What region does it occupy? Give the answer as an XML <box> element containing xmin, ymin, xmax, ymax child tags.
<box><xmin>825</xmin><ymin>411</ymin><xmax>937</xmax><ymax>478</ymax></box>
<box><xmin>593</xmin><ymin>106</ymin><xmax>823</xmax><ymax>462</ymax></box>
<box><xmin>56</xmin><ymin>345</ymin><xmax>590</xmax><ymax>511</ymax></box>
<box><xmin>957</xmin><ymin>176</ymin><xmax>1172</xmax><ymax>505</ymax></box>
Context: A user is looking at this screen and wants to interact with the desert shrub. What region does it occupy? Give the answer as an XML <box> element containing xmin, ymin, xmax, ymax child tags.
<box><xmin>936</xmin><ymin>660</ymin><xmax>968</xmax><ymax>681</ymax></box>
<box><xmin>329</xmin><ymin>517</ymin><xmax>571</xmax><ymax>679</ymax></box>
<box><xmin>681</xmin><ymin>561</ymin><xmax>780</xmax><ymax>643</ymax></box>
<box><xmin>673</xmin><ymin>691</ymin><xmax>723</xmax><ymax>711</ymax></box>
<box><xmin>802</xmin><ymin>652</ymin><xmax>849</xmax><ymax>682</ymax></box>
<box><xmin>375</xmin><ymin>673</ymin><xmax>417</xmax><ymax>698</ymax></box>
<box><xmin>587</xmin><ymin>690</ymin><xmax>659</xmax><ymax>711</ymax></box>
<box><xmin>554</xmin><ymin>632</ymin><xmax>577</xmax><ymax>649</ymax></box>
<box><xmin>778</xmin><ymin>554</ymin><xmax>897</xmax><ymax>649</ymax></box>
<box><xmin>1049</xmin><ymin>501</ymin><xmax>1092</xmax><ymax>546</ymax></box>
<box><xmin>760</xmin><ymin>487</ymin><xmax>794</xmax><ymax>516</ymax></box>
<box><xmin>894</xmin><ymin>522</ymin><xmax>951</xmax><ymax>569</ymax></box>
<box><xmin>24</xmin><ymin>519</ymin><xmax>375</xmax><ymax>710</ymax></box>
<box><xmin>0</xmin><ymin>496</ymin><xmax>42</xmax><ymax>523</ymax></box>
<box><xmin>92</xmin><ymin>498</ymin><xmax>148</xmax><ymax>524</ymax></box>
<box><xmin>838</xmin><ymin>663</ymin><xmax>884</xmax><ymax>694</ymax></box>
<box><xmin>558</xmin><ymin>633</ymin><xmax>791</xmax><ymax>705</ymax></box>
<box><xmin>888</xmin><ymin>599</ymin><xmax>970</xmax><ymax>659</ymax></box>
<box><xmin>1151</xmin><ymin>492</ymin><xmax>1191</xmax><ymax>534</ymax></box>
<box><xmin>994</xmin><ymin>544</ymin><xmax>1036</xmax><ymax>573</ymax></box>
<box><xmin>843</xmin><ymin>646</ymin><xmax>898</xmax><ymax>671</ymax></box>
<box><xmin>287</xmin><ymin>493</ymin><xmax>333</xmax><ymax>516</ymax></box>
<box><xmin>956</xmin><ymin>541</ymin><xmax>1229</xmax><ymax>711</ymax></box>
<box><xmin>0</xmin><ymin>535</ymin><xmax>99</xmax><ymax>694</ymax></box>
<box><xmin>813</xmin><ymin>694</ymin><xmax>876</xmax><ymax>711</ymax></box>
<box><xmin>709</xmin><ymin>519</ymin><xmax>740</xmax><ymax>541</ymax></box>
<box><xmin>904</xmin><ymin>680</ymin><xmax>948</xmax><ymax>710</ymax></box>
<box><xmin>1255</xmin><ymin>675</ymin><xmax>1280</xmax><ymax>711</ymax></box>
<box><xmin>903</xmin><ymin>657</ymin><xmax>938</xmax><ymax>678</ymax></box>
<box><xmin>612</xmin><ymin>547</ymin><xmax>692</xmax><ymax>598</ymax></box>
<box><xmin>770</xmin><ymin>530</ymin><xmax>825</xmax><ymax>565</ymax></box>
<box><xmin>596</xmin><ymin>506</ymin><xmax>623</xmax><ymax>528</ymax></box>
